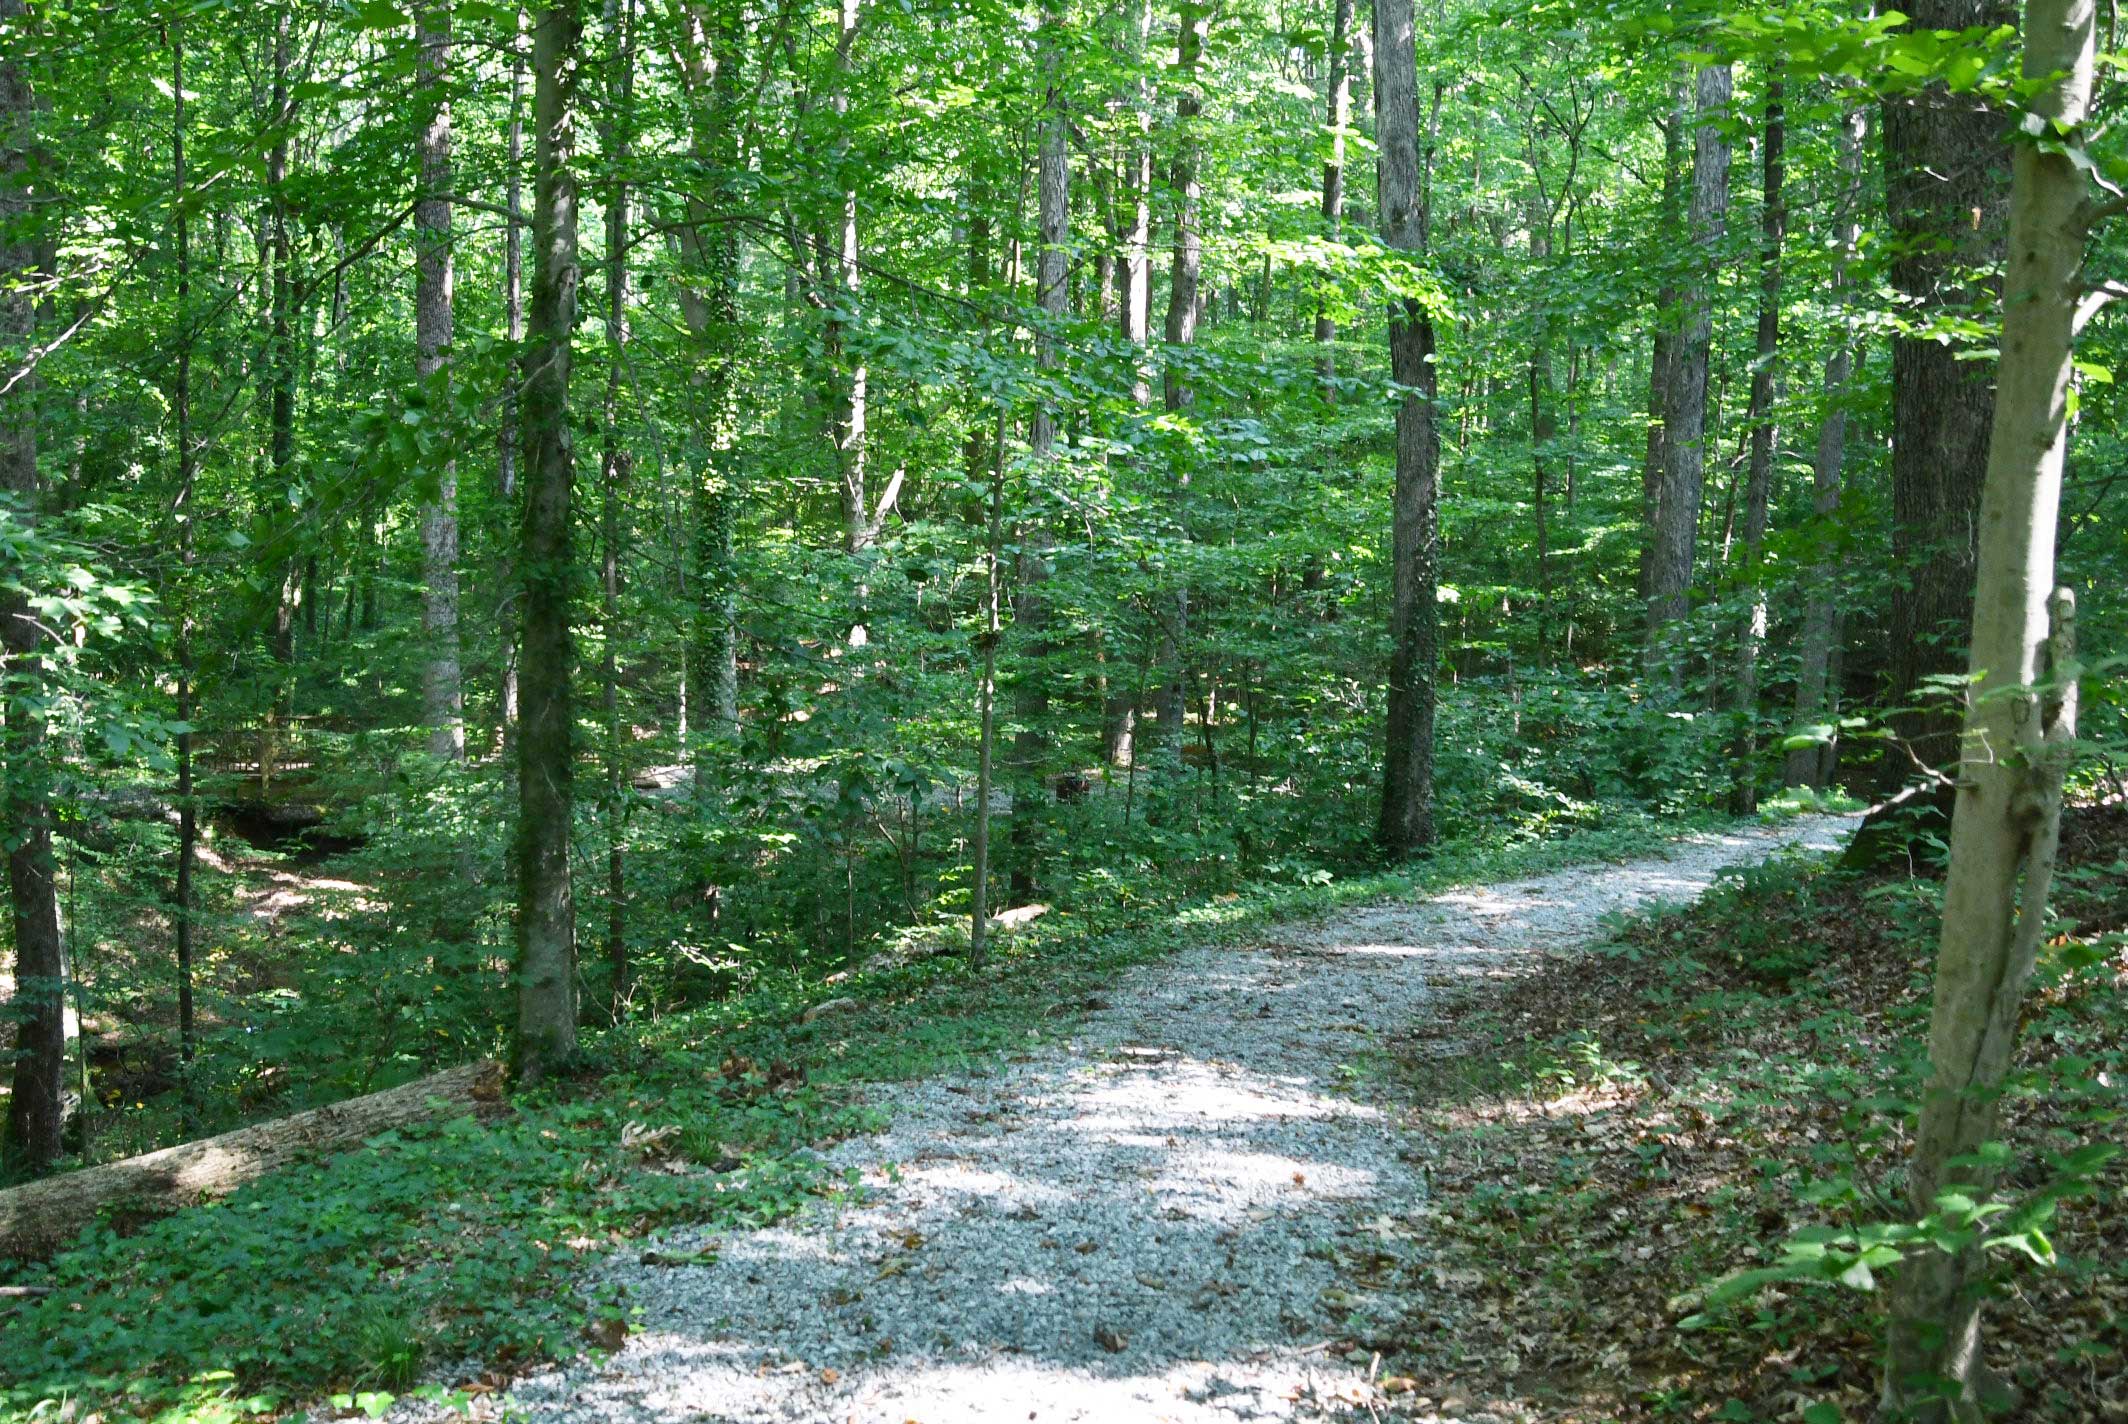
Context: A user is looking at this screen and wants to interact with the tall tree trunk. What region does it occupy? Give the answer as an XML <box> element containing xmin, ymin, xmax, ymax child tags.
<box><xmin>1882</xmin><ymin>0</ymin><xmax>2094</xmax><ymax>1410</ymax></box>
<box><xmin>1148</xmin><ymin>0</ymin><xmax>1204</xmax><ymax>802</ymax></box>
<box><xmin>1729</xmin><ymin>79</ymin><xmax>1784</xmax><ymax>813</ymax></box>
<box><xmin>416</xmin><ymin>0</ymin><xmax>465</xmax><ymax>761</ymax></box>
<box><xmin>1373</xmin><ymin>0</ymin><xmax>1440</xmax><ymax>857</ymax></box>
<box><xmin>0</xmin><ymin>0</ymin><xmax>64</xmax><ymax>1175</ymax></box>
<box><xmin>498</xmin><ymin>12</ymin><xmax>526</xmax><ymax>744</ymax></box>
<box><xmin>1644</xmin><ymin>63</ymin><xmax>1732</xmax><ymax>677</ymax></box>
<box><xmin>515</xmin><ymin>0</ymin><xmax>585</xmax><ymax>1085</ymax></box>
<box><xmin>1638</xmin><ymin>78</ymin><xmax>1687</xmax><ymax>605</ymax></box>
<box><xmin>1881</xmin><ymin>0</ymin><xmax>2013</xmax><ymax>783</ymax></box>
<box><xmin>598</xmin><ymin>0</ymin><xmax>634</xmax><ymax>1014</ymax></box>
<box><xmin>1526</xmin><ymin>183</ymin><xmax>1554</xmax><ymax>662</ymax></box>
<box><xmin>1009</xmin><ymin>0</ymin><xmax>1067</xmax><ymax>903</ymax></box>
<box><xmin>1785</xmin><ymin>110</ymin><xmax>1865</xmax><ymax>791</ymax></box>
<box><xmin>1121</xmin><ymin>0</ymin><xmax>1154</xmax><ymax>407</ymax></box>
<box><xmin>669</xmin><ymin>0</ymin><xmax>744</xmax><ymax>792</ymax></box>
<box><xmin>825</xmin><ymin>0</ymin><xmax>869</xmax><ymax>558</ymax></box>
<box><xmin>169</xmin><ymin>20</ymin><xmax>201</xmax><ymax>1132</ymax></box>
<box><xmin>1314</xmin><ymin>0</ymin><xmax>1354</xmax><ymax>398</ymax></box>
<box><xmin>268</xmin><ymin>9</ymin><xmax>298</xmax><ymax>693</ymax></box>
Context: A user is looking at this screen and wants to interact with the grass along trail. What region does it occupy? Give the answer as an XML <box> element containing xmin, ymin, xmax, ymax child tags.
<box><xmin>396</xmin><ymin>815</ymin><xmax>1854</xmax><ymax>1424</ymax></box>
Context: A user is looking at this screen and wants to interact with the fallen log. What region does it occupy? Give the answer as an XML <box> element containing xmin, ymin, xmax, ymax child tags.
<box><xmin>0</xmin><ymin>1060</ymin><xmax>506</xmax><ymax>1262</ymax></box>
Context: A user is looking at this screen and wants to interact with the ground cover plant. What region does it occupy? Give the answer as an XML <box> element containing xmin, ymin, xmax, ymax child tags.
<box><xmin>1386</xmin><ymin>800</ymin><xmax>2127</xmax><ymax>1422</ymax></box>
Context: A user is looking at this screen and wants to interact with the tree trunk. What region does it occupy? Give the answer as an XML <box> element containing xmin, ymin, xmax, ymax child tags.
<box><xmin>1146</xmin><ymin>1</ymin><xmax>1204</xmax><ymax>807</ymax></box>
<box><xmin>1729</xmin><ymin>79</ymin><xmax>1784</xmax><ymax>813</ymax></box>
<box><xmin>825</xmin><ymin>0</ymin><xmax>869</xmax><ymax>558</ymax></box>
<box><xmin>599</xmin><ymin>0</ymin><xmax>634</xmax><ymax>1015</ymax></box>
<box><xmin>0</xmin><ymin>0</ymin><xmax>64</xmax><ymax>1176</ymax></box>
<box><xmin>1121</xmin><ymin>0</ymin><xmax>1153</xmax><ymax>407</ymax></box>
<box><xmin>267</xmin><ymin>10</ymin><xmax>299</xmax><ymax>696</ymax></box>
<box><xmin>1314</xmin><ymin>0</ymin><xmax>1354</xmax><ymax>398</ymax></box>
<box><xmin>1881</xmin><ymin>0</ymin><xmax>2013</xmax><ymax>783</ymax></box>
<box><xmin>416</xmin><ymin>0</ymin><xmax>464</xmax><ymax>761</ymax></box>
<box><xmin>498</xmin><ymin>14</ymin><xmax>526</xmax><ymax>745</ymax></box>
<box><xmin>1882</xmin><ymin>0</ymin><xmax>2093</xmax><ymax>1410</ymax></box>
<box><xmin>1644</xmin><ymin>63</ymin><xmax>1732</xmax><ymax>677</ymax></box>
<box><xmin>1010</xmin><ymin>0</ymin><xmax>1067</xmax><ymax>903</ymax></box>
<box><xmin>1526</xmin><ymin>185</ymin><xmax>1554</xmax><ymax>661</ymax></box>
<box><xmin>1373</xmin><ymin>0</ymin><xmax>1440</xmax><ymax>857</ymax></box>
<box><xmin>169</xmin><ymin>20</ymin><xmax>201</xmax><ymax>1131</ymax></box>
<box><xmin>1785</xmin><ymin>109</ymin><xmax>1863</xmax><ymax>791</ymax></box>
<box><xmin>515</xmin><ymin>0</ymin><xmax>585</xmax><ymax>1086</ymax></box>
<box><xmin>0</xmin><ymin>1062</ymin><xmax>505</xmax><ymax>1260</ymax></box>
<box><xmin>1638</xmin><ymin>78</ymin><xmax>1686</xmax><ymax>605</ymax></box>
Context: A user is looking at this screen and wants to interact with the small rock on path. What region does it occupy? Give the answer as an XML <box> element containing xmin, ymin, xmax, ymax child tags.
<box><xmin>450</xmin><ymin>817</ymin><xmax>1853</xmax><ymax>1424</ymax></box>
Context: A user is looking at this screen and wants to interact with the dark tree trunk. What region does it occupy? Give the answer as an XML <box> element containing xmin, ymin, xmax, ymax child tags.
<box><xmin>1730</xmin><ymin>79</ymin><xmax>1785</xmax><ymax>812</ymax></box>
<box><xmin>0</xmin><ymin>0</ymin><xmax>64</xmax><ymax>1174</ymax></box>
<box><xmin>1373</xmin><ymin>0</ymin><xmax>1440</xmax><ymax>857</ymax></box>
<box><xmin>416</xmin><ymin>0</ymin><xmax>464</xmax><ymax>761</ymax></box>
<box><xmin>1880</xmin><ymin>0</ymin><xmax>2013</xmax><ymax>783</ymax></box>
<box><xmin>515</xmin><ymin>0</ymin><xmax>585</xmax><ymax>1085</ymax></box>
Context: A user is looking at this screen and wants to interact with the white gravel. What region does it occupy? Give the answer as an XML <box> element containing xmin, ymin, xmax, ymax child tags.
<box><xmin>454</xmin><ymin>816</ymin><xmax>1853</xmax><ymax>1424</ymax></box>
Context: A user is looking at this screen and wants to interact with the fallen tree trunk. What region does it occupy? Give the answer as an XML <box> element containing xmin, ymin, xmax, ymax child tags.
<box><xmin>0</xmin><ymin>1060</ymin><xmax>505</xmax><ymax>1261</ymax></box>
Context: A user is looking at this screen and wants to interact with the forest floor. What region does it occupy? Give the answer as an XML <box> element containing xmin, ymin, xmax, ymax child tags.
<box><xmin>391</xmin><ymin>815</ymin><xmax>1853</xmax><ymax>1424</ymax></box>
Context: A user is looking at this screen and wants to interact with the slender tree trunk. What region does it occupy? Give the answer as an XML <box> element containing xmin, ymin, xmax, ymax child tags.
<box><xmin>1373</xmin><ymin>0</ymin><xmax>1440</xmax><ymax>856</ymax></box>
<box><xmin>170</xmin><ymin>21</ymin><xmax>201</xmax><ymax>1132</ymax></box>
<box><xmin>1786</xmin><ymin>110</ymin><xmax>1865</xmax><ymax>790</ymax></box>
<box><xmin>599</xmin><ymin>0</ymin><xmax>634</xmax><ymax>1014</ymax></box>
<box><xmin>1882</xmin><ymin>0</ymin><xmax>2094</xmax><ymax>1409</ymax></box>
<box><xmin>1009</xmin><ymin>0</ymin><xmax>1067</xmax><ymax>903</ymax></box>
<box><xmin>1729</xmin><ymin>79</ymin><xmax>1784</xmax><ymax>813</ymax></box>
<box><xmin>1639</xmin><ymin>78</ymin><xmax>1686</xmax><ymax>604</ymax></box>
<box><xmin>1121</xmin><ymin>0</ymin><xmax>1153</xmax><ymax>406</ymax></box>
<box><xmin>1644</xmin><ymin>63</ymin><xmax>1732</xmax><ymax>677</ymax></box>
<box><xmin>268</xmin><ymin>10</ymin><xmax>298</xmax><ymax>692</ymax></box>
<box><xmin>1526</xmin><ymin>185</ymin><xmax>1554</xmax><ymax>662</ymax></box>
<box><xmin>1148</xmin><ymin>1</ymin><xmax>1204</xmax><ymax>802</ymax></box>
<box><xmin>969</xmin><ymin>403</ymin><xmax>1006</xmax><ymax>970</ymax></box>
<box><xmin>499</xmin><ymin>13</ymin><xmax>526</xmax><ymax>744</ymax></box>
<box><xmin>824</xmin><ymin>0</ymin><xmax>869</xmax><ymax>558</ymax></box>
<box><xmin>1314</xmin><ymin>0</ymin><xmax>1354</xmax><ymax>397</ymax></box>
<box><xmin>1881</xmin><ymin>0</ymin><xmax>2013</xmax><ymax>782</ymax></box>
<box><xmin>515</xmin><ymin>0</ymin><xmax>585</xmax><ymax>1085</ymax></box>
<box><xmin>0</xmin><ymin>0</ymin><xmax>64</xmax><ymax>1175</ymax></box>
<box><xmin>416</xmin><ymin>0</ymin><xmax>465</xmax><ymax>761</ymax></box>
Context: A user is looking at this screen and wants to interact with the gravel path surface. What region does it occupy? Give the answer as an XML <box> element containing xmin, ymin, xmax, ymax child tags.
<box><xmin>471</xmin><ymin>817</ymin><xmax>1853</xmax><ymax>1424</ymax></box>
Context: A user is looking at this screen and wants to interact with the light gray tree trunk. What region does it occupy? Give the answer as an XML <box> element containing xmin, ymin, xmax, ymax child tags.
<box><xmin>825</xmin><ymin>0</ymin><xmax>870</xmax><ymax>557</ymax></box>
<box><xmin>498</xmin><ymin>8</ymin><xmax>527</xmax><ymax>745</ymax></box>
<box><xmin>1010</xmin><ymin>0</ymin><xmax>1067</xmax><ymax>902</ymax></box>
<box><xmin>1784</xmin><ymin>109</ymin><xmax>1864</xmax><ymax>791</ymax></box>
<box><xmin>1638</xmin><ymin>78</ymin><xmax>1687</xmax><ymax>605</ymax></box>
<box><xmin>416</xmin><ymin>0</ymin><xmax>464</xmax><ymax>761</ymax></box>
<box><xmin>0</xmin><ymin>0</ymin><xmax>65</xmax><ymax>1175</ymax></box>
<box><xmin>1881</xmin><ymin>0</ymin><xmax>2095</xmax><ymax>1412</ymax></box>
<box><xmin>1373</xmin><ymin>0</ymin><xmax>1440</xmax><ymax>856</ymax></box>
<box><xmin>514</xmin><ymin>0</ymin><xmax>585</xmax><ymax>1086</ymax></box>
<box><xmin>1121</xmin><ymin>0</ymin><xmax>1153</xmax><ymax>407</ymax></box>
<box><xmin>1729</xmin><ymin>79</ymin><xmax>1784</xmax><ymax>812</ymax></box>
<box><xmin>1314</xmin><ymin>0</ymin><xmax>1354</xmax><ymax>397</ymax></box>
<box><xmin>1645</xmin><ymin>63</ymin><xmax>1732</xmax><ymax>677</ymax></box>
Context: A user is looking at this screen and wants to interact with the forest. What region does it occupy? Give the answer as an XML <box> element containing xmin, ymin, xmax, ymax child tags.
<box><xmin>0</xmin><ymin>0</ymin><xmax>2124</xmax><ymax>1417</ymax></box>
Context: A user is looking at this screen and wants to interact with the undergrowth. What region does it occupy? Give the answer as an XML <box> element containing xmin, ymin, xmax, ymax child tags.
<box><xmin>1389</xmin><ymin>801</ymin><xmax>2127</xmax><ymax>1423</ymax></box>
<box><xmin>0</xmin><ymin>806</ymin><xmax>1727</xmax><ymax>1424</ymax></box>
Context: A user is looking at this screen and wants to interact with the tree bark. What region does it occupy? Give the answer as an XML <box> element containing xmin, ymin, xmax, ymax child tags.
<box><xmin>1729</xmin><ymin>79</ymin><xmax>1784</xmax><ymax>813</ymax></box>
<box><xmin>1785</xmin><ymin>109</ymin><xmax>1863</xmax><ymax>791</ymax></box>
<box><xmin>0</xmin><ymin>1062</ymin><xmax>505</xmax><ymax>1260</ymax></box>
<box><xmin>1638</xmin><ymin>78</ymin><xmax>1686</xmax><ymax>605</ymax></box>
<box><xmin>1010</xmin><ymin>0</ymin><xmax>1067</xmax><ymax>903</ymax></box>
<box><xmin>1120</xmin><ymin>0</ymin><xmax>1153</xmax><ymax>407</ymax></box>
<box><xmin>598</xmin><ymin>0</ymin><xmax>634</xmax><ymax>1014</ymax></box>
<box><xmin>515</xmin><ymin>0</ymin><xmax>585</xmax><ymax>1086</ymax></box>
<box><xmin>1373</xmin><ymin>0</ymin><xmax>1440</xmax><ymax>857</ymax></box>
<box><xmin>169</xmin><ymin>19</ymin><xmax>201</xmax><ymax>1132</ymax></box>
<box><xmin>1314</xmin><ymin>0</ymin><xmax>1355</xmax><ymax>398</ymax></box>
<box><xmin>416</xmin><ymin>0</ymin><xmax>464</xmax><ymax>762</ymax></box>
<box><xmin>824</xmin><ymin>0</ymin><xmax>869</xmax><ymax>558</ymax></box>
<box><xmin>1881</xmin><ymin>0</ymin><xmax>2013</xmax><ymax>783</ymax></box>
<box><xmin>498</xmin><ymin>12</ymin><xmax>526</xmax><ymax>745</ymax></box>
<box><xmin>1882</xmin><ymin>0</ymin><xmax>2093</xmax><ymax>1410</ymax></box>
<box><xmin>0</xmin><ymin>0</ymin><xmax>65</xmax><ymax>1176</ymax></box>
<box><xmin>1644</xmin><ymin>63</ymin><xmax>1732</xmax><ymax>677</ymax></box>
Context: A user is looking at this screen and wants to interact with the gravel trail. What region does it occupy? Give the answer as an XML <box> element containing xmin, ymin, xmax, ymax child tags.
<box><xmin>479</xmin><ymin>816</ymin><xmax>1853</xmax><ymax>1424</ymax></box>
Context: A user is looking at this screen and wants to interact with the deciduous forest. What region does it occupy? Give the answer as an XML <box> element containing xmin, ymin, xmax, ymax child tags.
<box><xmin>0</xmin><ymin>0</ymin><xmax>2123</xmax><ymax>1418</ymax></box>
